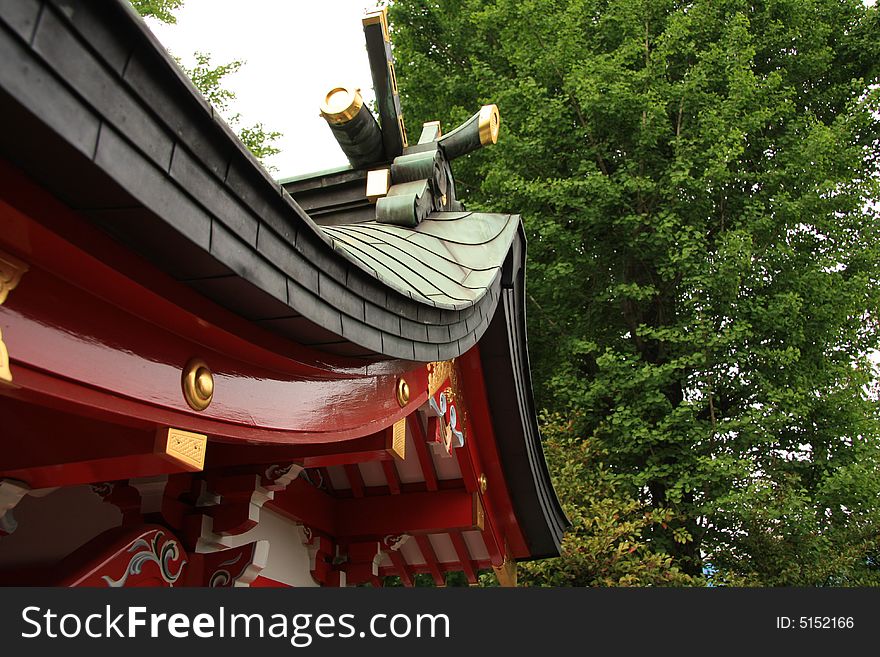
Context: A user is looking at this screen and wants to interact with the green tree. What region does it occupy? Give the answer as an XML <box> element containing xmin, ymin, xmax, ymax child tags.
<box><xmin>517</xmin><ymin>414</ymin><xmax>700</xmax><ymax>586</ymax></box>
<box><xmin>132</xmin><ymin>1</ymin><xmax>281</xmax><ymax>168</ymax></box>
<box><xmin>130</xmin><ymin>0</ymin><xmax>184</xmax><ymax>24</ymax></box>
<box><xmin>174</xmin><ymin>53</ymin><xmax>281</xmax><ymax>168</ymax></box>
<box><xmin>389</xmin><ymin>0</ymin><xmax>880</xmax><ymax>585</ymax></box>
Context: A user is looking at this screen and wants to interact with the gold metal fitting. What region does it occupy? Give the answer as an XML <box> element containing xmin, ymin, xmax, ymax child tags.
<box><xmin>391</xmin><ymin>417</ymin><xmax>406</xmax><ymax>459</ymax></box>
<box><xmin>478</xmin><ymin>104</ymin><xmax>500</xmax><ymax>146</ymax></box>
<box><xmin>0</xmin><ymin>250</ymin><xmax>28</xmax><ymax>384</ymax></box>
<box><xmin>182</xmin><ymin>358</ymin><xmax>214</xmax><ymax>411</ymax></box>
<box><xmin>479</xmin><ymin>473</ymin><xmax>488</xmax><ymax>494</ymax></box>
<box><xmin>366</xmin><ymin>168</ymin><xmax>391</xmax><ymax>203</ymax></box>
<box><xmin>396</xmin><ymin>377</ymin><xmax>410</xmax><ymax>407</ymax></box>
<box><xmin>472</xmin><ymin>493</ymin><xmax>485</xmax><ymax>531</ymax></box>
<box><xmin>363</xmin><ymin>7</ymin><xmax>390</xmax><ymax>42</ymax></box>
<box><xmin>320</xmin><ymin>86</ymin><xmax>363</xmax><ymax>125</ymax></box>
<box><xmin>156</xmin><ymin>427</ymin><xmax>207</xmax><ymax>471</ymax></box>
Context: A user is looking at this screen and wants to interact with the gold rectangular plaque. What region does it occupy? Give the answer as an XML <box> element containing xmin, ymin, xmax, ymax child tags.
<box><xmin>156</xmin><ymin>427</ymin><xmax>207</xmax><ymax>471</ymax></box>
<box><xmin>390</xmin><ymin>418</ymin><xmax>406</xmax><ymax>460</ymax></box>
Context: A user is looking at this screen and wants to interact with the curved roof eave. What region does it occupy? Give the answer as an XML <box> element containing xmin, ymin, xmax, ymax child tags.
<box><xmin>0</xmin><ymin>0</ymin><xmax>568</xmax><ymax>554</ymax></box>
<box><xmin>0</xmin><ymin>0</ymin><xmax>517</xmax><ymax>362</ymax></box>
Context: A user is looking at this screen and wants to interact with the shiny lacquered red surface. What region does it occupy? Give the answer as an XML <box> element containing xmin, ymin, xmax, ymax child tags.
<box><xmin>0</xmin><ymin>161</ymin><xmax>426</xmax><ymax>444</ymax></box>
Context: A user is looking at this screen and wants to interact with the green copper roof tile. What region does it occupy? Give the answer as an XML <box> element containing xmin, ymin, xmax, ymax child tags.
<box><xmin>321</xmin><ymin>211</ymin><xmax>519</xmax><ymax>311</ymax></box>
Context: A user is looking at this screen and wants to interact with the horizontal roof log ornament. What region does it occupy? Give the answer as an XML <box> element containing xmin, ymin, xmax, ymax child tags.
<box><xmin>319</xmin><ymin>86</ymin><xmax>385</xmax><ymax>169</ymax></box>
<box><xmin>438</xmin><ymin>105</ymin><xmax>501</xmax><ymax>161</ymax></box>
<box><xmin>370</xmin><ymin>106</ymin><xmax>499</xmax><ymax>227</ymax></box>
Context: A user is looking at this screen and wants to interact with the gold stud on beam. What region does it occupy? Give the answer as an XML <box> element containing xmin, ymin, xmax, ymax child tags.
<box><xmin>479</xmin><ymin>473</ymin><xmax>488</xmax><ymax>494</ymax></box>
<box><xmin>156</xmin><ymin>427</ymin><xmax>207</xmax><ymax>471</ymax></box>
<box><xmin>182</xmin><ymin>358</ymin><xmax>214</xmax><ymax>411</ymax></box>
<box><xmin>396</xmin><ymin>377</ymin><xmax>410</xmax><ymax>407</ymax></box>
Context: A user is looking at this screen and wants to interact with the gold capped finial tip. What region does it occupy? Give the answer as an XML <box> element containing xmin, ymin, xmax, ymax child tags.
<box><xmin>320</xmin><ymin>86</ymin><xmax>363</xmax><ymax>125</ymax></box>
<box><xmin>478</xmin><ymin>104</ymin><xmax>500</xmax><ymax>146</ymax></box>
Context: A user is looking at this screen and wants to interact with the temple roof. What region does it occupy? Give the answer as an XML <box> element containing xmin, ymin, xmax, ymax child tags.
<box><xmin>0</xmin><ymin>0</ymin><xmax>566</xmax><ymax>558</ymax></box>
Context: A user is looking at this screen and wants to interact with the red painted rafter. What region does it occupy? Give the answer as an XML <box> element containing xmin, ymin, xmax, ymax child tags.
<box><xmin>450</xmin><ymin>531</ymin><xmax>479</xmax><ymax>584</ymax></box>
<box><xmin>408</xmin><ymin>412</ymin><xmax>439</xmax><ymax>491</ymax></box>
<box><xmin>381</xmin><ymin>459</ymin><xmax>402</xmax><ymax>495</ymax></box>
<box><xmin>415</xmin><ymin>535</ymin><xmax>445</xmax><ymax>586</ymax></box>
<box><xmin>386</xmin><ymin>549</ymin><xmax>414</xmax><ymax>587</ymax></box>
<box><xmin>343</xmin><ymin>464</ymin><xmax>366</xmax><ymax>498</ymax></box>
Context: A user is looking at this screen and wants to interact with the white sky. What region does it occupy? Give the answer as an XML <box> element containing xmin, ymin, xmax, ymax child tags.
<box><xmin>146</xmin><ymin>0</ymin><xmax>384</xmax><ymax>179</ymax></box>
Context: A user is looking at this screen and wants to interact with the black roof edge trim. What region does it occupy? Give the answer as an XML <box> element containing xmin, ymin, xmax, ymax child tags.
<box><xmin>480</xmin><ymin>226</ymin><xmax>569</xmax><ymax>558</ymax></box>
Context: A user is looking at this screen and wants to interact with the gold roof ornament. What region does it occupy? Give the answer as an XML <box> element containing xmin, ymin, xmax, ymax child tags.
<box><xmin>319</xmin><ymin>86</ymin><xmax>364</xmax><ymax>125</ymax></box>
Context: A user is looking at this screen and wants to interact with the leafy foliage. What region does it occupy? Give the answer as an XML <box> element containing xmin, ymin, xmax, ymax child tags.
<box><xmin>175</xmin><ymin>53</ymin><xmax>282</xmax><ymax>168</ymax></box>
<box><xmin>131</xmin><ymin>3</ymin><xmax>281</xmax><ymax>169</ymax></box>
<box><xmin>389</xmin><ymin>0</ymin><xmax>880</xmax><ymax>585</ymax></box>
<box><xmin>518</xmin><ymin>414</ymin><xmax>700</xmax><ymax>586</ymax></box>
<box><xmin>130</xmin><ymin>0</ymin><xmax>184</xmax><ymax>24</ymax></box>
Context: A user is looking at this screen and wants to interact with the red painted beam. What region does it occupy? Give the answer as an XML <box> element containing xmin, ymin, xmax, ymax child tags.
<box><xmin>451</xmin><ymin>419</ymin><xmax>505</xmax><ymax>566</ymax></box>
<box><xmin>335</xmin><ymin>490</ymin><xmax>478</xmax><ymax>539</ymax></box>
<box><xmin>268</xmin><ymin>479</ymin><xmax>336</xmax><ymax>536</ymax></box>
<box><xmin>0</xmin><ymin>159</ymin><xmax>362</xmax><ymax>375</ymax></box>
<box><xmin>330</xmin><ymin>478</ymin><xmax>464</xmax><ymax>499</ymax></box>
<box><xmin>0</xmin><ymin>397</ymin><xmax>196</xmax><ymax>488</ymax></box>
<box><xmin>205</xmin><ymin>431</ymin><xmax>394</xmax><ymax>470</ymax></box>
<box><xmin>269</xmin><ymin>483</ymin><xmax>479</xmax><ymax>541</ymax></box>
<box><xmin>318</xmin><ymin>467</ymin><xmax>335</xmax><ymax>493</ymax></box>
<box><xmin>0</xmin><ymin>173</ymin><xmax>430</xmax><ymax>444</ymax></box>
